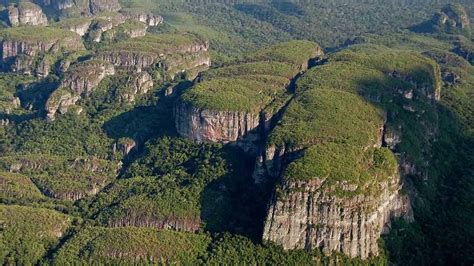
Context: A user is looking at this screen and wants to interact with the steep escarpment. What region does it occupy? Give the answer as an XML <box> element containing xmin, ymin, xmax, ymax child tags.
<box><xmin>175</xmin><ymin>41</ymin><xmax>322</xmax><ymax>151</ymax></box>
<box><xmin>7</xmin><ymin>2</ymin><xmax>48</xmax><ymax>27</ymax></box>
<box><xmin>119</xmin><ymin>71</ymin><xmax>153</xmax><ymax>103</ymax></box>
<box><xmin>45</xmin><ymin>60</ymin><xmax>114</xmax><ymax>120</ymax></box>
<box><xmin>33</xmin><ymin>0</ymin><xmax>121</xmax><ymax>17</ymax></box>
<box><xmin>0</xmin><ymin>27</ymin><xmax>85</xmax><ymax>76</ymax></box>
<box><xmin>262</xmin><ymin>90</ymin><xmax>410</xmax><ymax>259</ymax></box>
<box><xmin>97</xmin><ymin>33</ymin><xmax>210</xmax><ymax>72</ymax></box>
<box><xmin>0</xmin><ymin>27</ymin><xmax>84</xmax><ymax>58</ymax></box>
<box><xmin>119</xmin><ymin>8</ymin><xmax>163</xmax><ymax>26</ymax></box>
<box><xmin>51</xmin><ymin>9</ymin><xmax>163</xmax><ymax>41</ymax></box>
<box><xmin>261</xmin><ymin>44</ymin><xmax>442</xmax><ymax>259</ymax></box>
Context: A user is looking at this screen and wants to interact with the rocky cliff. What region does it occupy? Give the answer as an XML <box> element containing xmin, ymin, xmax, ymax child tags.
<box><xmin>0</xmin><ymin>27</ymin><xmax>85</xmax><ymax>77</ymax></box>
<box><xmin>34</xmin><ymin>0</ymin><xmax>121</xmax><ymax>16</ymax></box>
<box><xmin>263</xmin><ymin>175</ymin><xmax>410</xmax><ymax>259</ymax></box>
<box><xmin>54</xmin><ymin>18</ymin><xmax>92</xmax><ymax>36</ymax></box>
<box><xmin>260</xmin><ymin>89</ymin><xmax>412</xmax><ymax>259</ymax></box>
<box><xmin>175</xmin><ymin>101</ymin><xmax>260</xmax><ymax>143</ymax></box>
<box><xmin>7</xmin><ymin>2</ymin><xmax>48</xmax><ymax>27</ymax></box>
<box><xmin>258</xmin><ymin>45</ymin><xmax>444</xmax><ymax>259</ymax></box>
<box><xmin>97</xmin><ymin>34</ymin><xmax>210</xmax><ymax>71</ymax></box>
<box><xmin>0</xmin><ymin>27</ymin><xmax>84</xmax><ymax>60</ymax></box>
<box><xmin>119</xmin><ymin>71</ymin><xmax>154</xmax><ymax>103</ymax></box>
<box><xmin>45</xmin><ymin>60</ymin><xmax>114</xmax><ymax>119</ymax></box>
<box><xmin>119</xmin><ymin>8</ymin><xmax>163</xmax><ymax>27</ymax></box>
<box><xmin>175</xmin><ymin>41</ymin><xmax>321</xmax><ymax>148</ymax></box>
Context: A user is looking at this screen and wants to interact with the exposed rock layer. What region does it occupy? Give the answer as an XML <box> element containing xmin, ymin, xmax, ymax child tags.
<box><xmin>174</xmin><ymin>101</ymin><xmax>260</xmax><ymax>143</ymax></box>
<box><xmin>263</xmin><ymin>176</ymin><xmax>410</xmax><ymax>259</ymax></box>
<box><xmin>8</xmin><ymin>2</ymin><xmax>48</xmax><ymax>27</ymax></box>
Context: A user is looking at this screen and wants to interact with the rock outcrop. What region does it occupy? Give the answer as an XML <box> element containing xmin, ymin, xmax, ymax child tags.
<box><xmin>175</xmin><ymin>41</ymin><xmax>322</xmax><ymax>147</ymax></box>
<box><xmin>119</xmin><ymin>71</ymin><xmax>153</xmax><ymax>102</ymax></box>
<box><xmin>119</xmin><ymin>8</ymin><xmax>163</xmax><ymax>27</ymax></box>
<box><xmin>258</xmin><ymin>45</ymin><xmax>444</xmax><ymax>260</ymax></box>
<box><xmin>435</xmin><ymin>4</ymin><xmax>470</xmax><ymax>31</ymax></box>
<box><xmin>10</xmin><ymin>54</ymin><xmax>51</xmax><ymax>77</ymax></box>
<box><xmin>263</xmin><ymin>174</ymin><xmax>410</xmax><ymax>259</ymax></box>
<box><xmin>45</xmin><ymin>60</ymin><xmax>114</xmax><ymax>120</ymax></box>
<box><xmin>416</xmin><ymin>3</ymin><xmax>472</xmax><ymax>35</ymax></box>
<box><xmin>174</xmin><ymin>101</ymin><xmax>260</xmax><ymax>143</ymax></box>
<box><xmin>34</xmin><ymin>0</ymin><xmax>121</xmax><ymax>16</ymax></box>
<box><xmin>7</xmin><ymin>2</ymin><xmax>48</xmax><ymax>27</ymax></box>
<box><xmin>54</xmin><ymin>18</ymin><xmax>92</xmax><ymax>36</ymax></box>
<box><xmin>108</xmin><ymin>215</ymin><xmax>200</xmax><ymax>232</ymax></box>
<box><xmin>0</xmin><ymin>27</ymin><xmax>85</xmax><ymax>77</ymax></box>
<box><xmin>0</xmin><ymin>29</ymin><xmax>84</xmax><ymax>60</ymax></box>
<box><xmin>59</xmin><ymin>59</ymin><xmax>115</xmax><ymax>94</ymax></box>
<box><xmin>261</xmin><ymin>111</ymin><xmax>412</xmax><ymax>259</ymax></box>
<box><xmin>89</xmin><ymin>0</ymin><xmax>121</xmax><ymax>14</ymax></box>
<box><xmin>97</xmin><ymin>34</ymin><xmax>210</xmax><ymax>71</ymax></box>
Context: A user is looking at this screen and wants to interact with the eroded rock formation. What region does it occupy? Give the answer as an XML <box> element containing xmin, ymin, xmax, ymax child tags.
<box><xmin>263</xmin><ymin>165</ymin><xmax>411</xmax><ymax>259</ymax></box>
<box><xmin>174</xmin><ymin>101</ymin><xmax>260</xmax><ymax>143</ymax></box>
<box><xmin>119</xmin><ymin>8</ymin><xmax>163</xmax><ymax>27</ymax></box>
<box><xmin>7</xmin><ymin>2</ymin><xmax>48</xmax><ymax>27</ymax></box>
<box><xmin>119</xmin><ymin>71</ymin><xmax>154</xmax><ymax>102</ymax></box>
<box><xmin>34</xmin><ymin>0</ymin><xmax>121</xmax><ymax>16</ymax></box>
<box><xmin>45</xmin><ymin>60</ymin><xmax>114</xmax><ymax>119</ymax></box>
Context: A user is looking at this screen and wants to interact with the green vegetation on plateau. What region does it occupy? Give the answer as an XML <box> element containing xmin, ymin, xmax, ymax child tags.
<box><xmin>0</xmin><ymin>0</ymin><xmax>472</xmax><ymax>264</ymax></box>
<box><xmin>180</xmin><ymin>41</ymin><xmax>320</xmax><ymax>112</ymax></box>
<box><xmin>181</xmin><ymin>77</ymin><xmax>288</xmax><ymax>112</ymax></box>
<box><xmin>269</xmin><ymin>89</ymin><xmax>383</xmax><ymax>149</ymax></box>
<box><xmin>248</xmin><ymin>40</ymin><xmax>321</xmax><ymax>67</ymax></box>
<box><xmin>200</xmin><ymin>61</ymin><xmax>301</xmax><ymax>80</ymax></box>
<box><xmin>0</xmin><ymin>26</ymin><xmax>79</xmax><ymax>41</ymax></box>
<box><xmin>100</xmin><ymin>33</ymin><xmax>205</xmax><ymax>55</ymax></box>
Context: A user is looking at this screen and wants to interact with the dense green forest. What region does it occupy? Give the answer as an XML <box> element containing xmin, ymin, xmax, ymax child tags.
<box><xmin>0</xmin><ymin>0</ymin><xmax>472</xmax><ymax>265</ymax></box>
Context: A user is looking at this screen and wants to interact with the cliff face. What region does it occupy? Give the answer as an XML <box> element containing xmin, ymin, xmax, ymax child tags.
<box><xmin>89</xmin><ymin>0</ymin><xmax>121</xmax><ymax>14</ymax></box>
<box><xmin>119</xmin><ymin>8</ymin><xmax>163</xmax><ymax>27</ymax></box>
<box><xmin>34</xmin><ymin>0</ymin><xmax>121</xmax><ymax>15</ymax></box>
<box><xmin>98</xmin><ymin>39</ymin><xmax>210</xmax><ymax>70</ymax></box>
<box><xmin>162</xmin><ymin>51</ymin><xmax>211</xmax><ymax>80</ymax></box>
<box><xmin>8</xmin><ymin>2</ymin><xmax>48</xmax><ymax>27</ymax></box>
<box><xmin>1</xmin><ymin>35</ymin><xmax>84</xmax><ymax>60</ymax></box>
<box><xmin>58</xmin><ymin>19</ymin><xmax>92</xmax><ymax>36</ymax></box>
<box><xmin>0</xmin><ymin>29</ymin><xmax>84</xmax><ymax>77</ymax></box>
<box><xmin>174</xmin><ymin>101</ymin><xmax>260</xmax><ymax>143</ymax></box>
<box><xmin>119</xmin><ymin>71</ymin><xmax>154</xmax><ymax>103</ymax></box>
<box><xmin>11</xmin><ymin>54</ymin><xmax>51</xmax><ymax>77</ymax></box>
<box><xmin>45</xmin><ymin>60</ymin><xmax>115</xmax><ymax>119</ymax></box>
<box><xmin>261</xmin><ymin>121</ymin><xmax>412</xmax><ymax>259</ymax></box>
<box><xmin>108</xmin><ymin>215</ymin><xmax>200</xmax><ymax>232</ymax></box>
<box><xmin>263</xmin><ymin>173</ymin><xmax>410</xmax><ymax>259</ymax></box>
<box><xmin>60</xmin><ymin>60</ymin><xmax>115</xmax><ymax>95</ymax></box>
